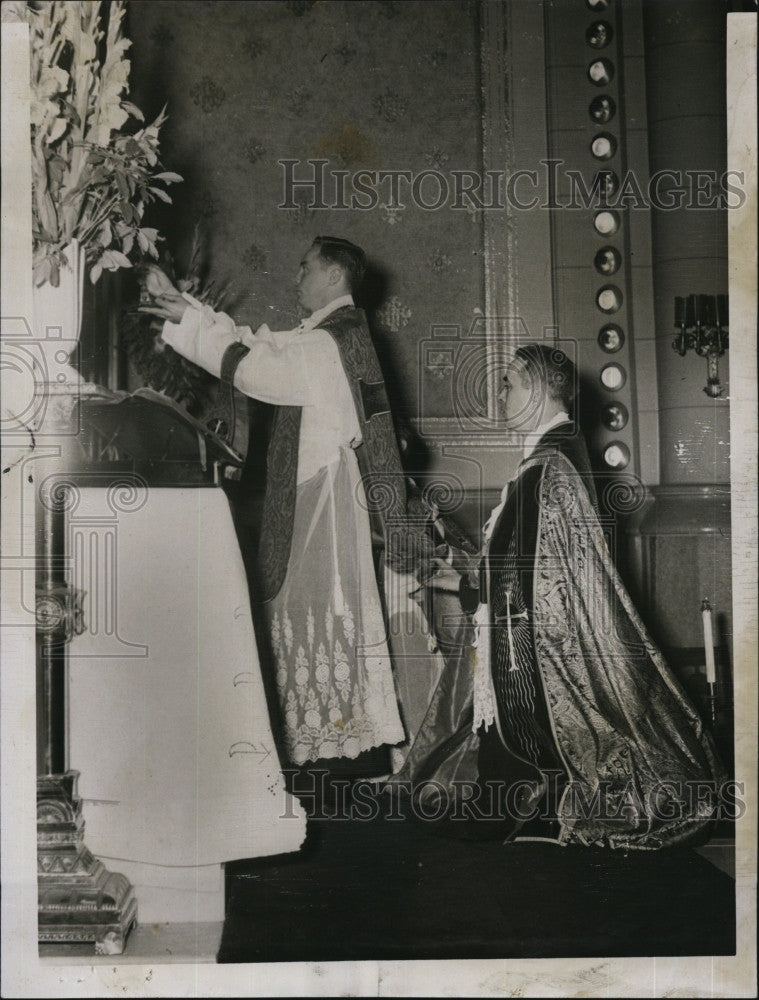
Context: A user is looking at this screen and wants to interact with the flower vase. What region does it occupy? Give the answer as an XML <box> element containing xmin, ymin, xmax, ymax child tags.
<box><xmin>32</xmin><ymin>240</ymin><xmax>88</xmax><ymax>432</ymax></box>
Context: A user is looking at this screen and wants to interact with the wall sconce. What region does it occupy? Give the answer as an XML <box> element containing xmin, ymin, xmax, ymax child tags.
<box><xmin>672</xmin><ymin>294</ymin><xmax>729</xmax><ymax>398</ymax></box>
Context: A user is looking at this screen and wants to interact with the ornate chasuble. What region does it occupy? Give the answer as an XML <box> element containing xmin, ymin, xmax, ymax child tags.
<box><xmin>486</xmin><ymin>470</ymin><xmax>560</xmax><ymax>774</ymax></box>
<box><xmin>477</xmin><ymin>427</ymin><xmax>595</xmax><ymax>828</ymax></box>
<box><xmin>257</xmin><ymin>305</ymin><xmax>406</xmax><ymax>602</ymax></box>
<box><xmin>486</xmin><ymin>424</ymin><xmax>599</xmax><ymax>772</ymax></box>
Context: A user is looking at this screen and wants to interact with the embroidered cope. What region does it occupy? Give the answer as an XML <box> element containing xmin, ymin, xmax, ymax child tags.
<box><xmin>391</xmin><ymin>425</ymin><xmax>725</xmax><ymax>849</ymax></box>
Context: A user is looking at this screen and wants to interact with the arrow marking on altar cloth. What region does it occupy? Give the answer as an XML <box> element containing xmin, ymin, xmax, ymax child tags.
<box><xmin>233</xmin><ymin>672</ymin><xmax>258</xmax><ymax>685</ymax></box>
<box><xmin>229</xmin><ymin>742</ymin><xmax>272</xmax><ymax>761</ymax></box>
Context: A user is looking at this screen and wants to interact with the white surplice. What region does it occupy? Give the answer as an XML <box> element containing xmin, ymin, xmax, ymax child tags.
<box><xmin>163</xmin><ymin>297</ymin><xmax>405</xmax><ymax>765</ymax></box>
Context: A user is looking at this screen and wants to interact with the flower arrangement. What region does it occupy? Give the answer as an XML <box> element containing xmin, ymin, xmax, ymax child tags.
<box><xmin>27</xmin><ymin>0</ymin><xmax>180</xmax><ymax>287</ymax></box>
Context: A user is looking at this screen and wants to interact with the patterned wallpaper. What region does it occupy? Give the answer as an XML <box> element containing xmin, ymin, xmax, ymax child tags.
<box><xmin>126</xmin><ymin>0</ymin><xmax>484</xmax><ymax>425</ymax></box>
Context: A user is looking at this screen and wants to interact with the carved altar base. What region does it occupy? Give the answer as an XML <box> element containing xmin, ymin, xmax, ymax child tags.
<box><xmin>37</xmin><ymin>772</ymin><xmax>137</xmax><ymax>954</ymax></box>
<box><xmin>36</xmin><ymin>484</ymin><xmax>138</xmax><ymax>954</ymax></box>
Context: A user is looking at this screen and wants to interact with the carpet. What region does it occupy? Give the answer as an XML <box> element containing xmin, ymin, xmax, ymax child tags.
<box><xmin>218</xmin><ymin>804</ymin><xmax>735</xmax><ymax>963</ymax></box>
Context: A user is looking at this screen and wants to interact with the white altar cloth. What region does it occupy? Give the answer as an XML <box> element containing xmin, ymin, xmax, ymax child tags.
<box><xmin>68</xmin><ymin>486</ymin><xmax>305</xmax><ymax>917</ymax></box>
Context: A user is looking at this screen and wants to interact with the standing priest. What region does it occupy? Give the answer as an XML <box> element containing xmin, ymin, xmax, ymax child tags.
<box><xmin>395</xmin><ymin>343</ymin><xmax>724</xmax><ymax>849</ymax></box>
<box><xmin>141</xmin><ymin>237</ymin><xmax>409</xmax><ymax>803</ymax></box>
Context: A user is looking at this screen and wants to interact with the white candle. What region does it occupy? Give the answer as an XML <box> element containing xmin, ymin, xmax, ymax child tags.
<box><xmin>701</xmin><ymin>598</ymin><xmax>716</xmax><ymax>685</ymax></box>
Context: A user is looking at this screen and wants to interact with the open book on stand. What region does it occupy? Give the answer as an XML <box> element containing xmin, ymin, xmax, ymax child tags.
<box><xmin>75</xmin><ymin>386</ymin><xmax>244</xmax><ymax>485</ymax></box>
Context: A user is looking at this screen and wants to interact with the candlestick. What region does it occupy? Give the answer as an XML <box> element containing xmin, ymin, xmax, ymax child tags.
<box><xmin>674</xmin><ymin>296</ymin><xmax>685</xmax><ymax>326</ymax></box>
<box><xmin>685</xmin><ymin>294</ymin><xmax>696</xmax><ymax>327</ymax></box>
<box><xmin>697</xmin><ymin>294</ymin><xmax>709</xmax><ymax>325</ymax></box>
<box><xmin>702</xmin><ymin>295</ymin><xmax>716</xmax><ymax>328</ymax></box>
<box><xmin>671</xmin><ymin>292</ymin><xmax>729</xmax><ymax>397</ymax></box>
<box><xmin>716</xmin><ymin>293</ymin><xmax>728</xmax><ymax>328</ymax></box>
<box><xmin>701</xmin><ymin>598</ymin><xmax>716</xmax><ymax>684</ymax></box>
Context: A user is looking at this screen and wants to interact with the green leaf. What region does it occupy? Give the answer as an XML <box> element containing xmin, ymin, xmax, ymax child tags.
<box><xmin>115</xmin><ymin>172</ymin><xmax>129</xmax><ymax>201</ymax></box>
<box><xmin>46</xmin><ymin>117</ymin><xmax>68</xmax><ymax>145</ymax></box>
<box><xmin>121</xmin><ymin>137</ymin><xmax>142</xmax><ymax>157</ymax></box>
<box><xmin>65</xmin><ymin>165</ymin><xmax>107</xmax><ymax>198</ymax></box>
<box><xmin>33</xmin><ymin>256</ymin><xmax>53</xmax><ymax>287</ymax></box>
<box><xmin>61</xmin><ymin>101</ymin><xmax>82</xmax><ymax>129</ymax></box>
<box><xmin>108</xmin><ymin>249</ymin><xmax>133</xmax><ymax>268</ymax></box>
<box><xmin>148</xmin><ymin>187</ymin><xmax>172</xmax><ymax>203</ymax></box>
<box><xmin>48</xmin><ymin>155</ymin><xmax>66</xmax><ymax>187</ymax></box>
<box><xmin>99</xmin><ymin>249</ymin><xmax>131</xmax><ymax>271</ymax></box>
<box><xmin>121</xmin><ymin>100</ymin><xmax>145</xmax><ymax>122</ymax></box>
<box><xmin>153</xmin><ymin>171</ymin><xmax>183</xmax><ymax>184</ymax></box>
<box><xmin>119</xmin><ymin>201</ymin><xmax>136</xmax><ymax>224</ymax></box>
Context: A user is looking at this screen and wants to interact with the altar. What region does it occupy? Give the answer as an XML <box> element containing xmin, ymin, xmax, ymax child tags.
<box><xmin>32</xmin><ymin>389</ymin><xmax>307</xmax><ymax>939</ymax></box>
<box><xmin>67</xmin><ymin>481</ymin><xmax>306</xmax><ymax>923</ymax></box>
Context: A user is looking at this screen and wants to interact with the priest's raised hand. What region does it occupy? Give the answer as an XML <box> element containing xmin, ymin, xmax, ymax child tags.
<box><xmin>138</xmin><ymin>265</ymin><xmax>188</xmax><ymax>324</ymax></box>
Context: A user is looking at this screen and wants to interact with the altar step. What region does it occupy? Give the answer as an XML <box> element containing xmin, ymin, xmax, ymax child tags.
<box><xmin>39</xmin><ymin>920</ymin><xmax>223</xmax><ymax>963</ymax></box>
<box><xmin>39</xmin><ymin>834</ymin><xmax>736</xmax><ymax>963</ymax></box>
<box><xmin>694</xmin><ymin>836</ymin><xmax>736</xmax><ymax>879</ymax></box>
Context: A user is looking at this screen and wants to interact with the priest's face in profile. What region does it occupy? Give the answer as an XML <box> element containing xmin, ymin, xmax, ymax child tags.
<box><xmin>296</xmin><ymin>244</ymin><xmax>337</xmax><ymax>314</ymax></box>
<box><xmin>498</xmin><ymin>359</ymin><xmax>543</xmax><ymax>431</ymax></box>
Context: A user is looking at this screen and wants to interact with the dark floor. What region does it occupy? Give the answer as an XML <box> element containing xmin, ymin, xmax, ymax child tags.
<box><xmin>218</xmin><ymin>800</ymin><xmax>736</xmax><ymax>963</ymax></box>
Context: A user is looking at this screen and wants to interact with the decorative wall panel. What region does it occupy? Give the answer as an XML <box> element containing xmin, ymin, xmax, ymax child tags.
<box><xmin>127</xmin><ymin>0</ymin><xmax>485</xmax><ymax>436</ymax></box>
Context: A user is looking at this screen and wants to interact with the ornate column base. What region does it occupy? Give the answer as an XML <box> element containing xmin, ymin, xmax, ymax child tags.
<box><xmin>38</xmin><ymin>772</ymin><xmax>137</xmax><ymax>955</ymax></box>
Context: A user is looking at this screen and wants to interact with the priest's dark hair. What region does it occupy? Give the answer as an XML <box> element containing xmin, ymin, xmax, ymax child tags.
<box><xmin>513</xmin><ymin>343</ymin><xmax>577</xmax><ymax>413</ymax></box>
<box><xmin>312</xmin><ymin>235</ymin><xmax>366</xmax><ymax>292</ymax></box>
